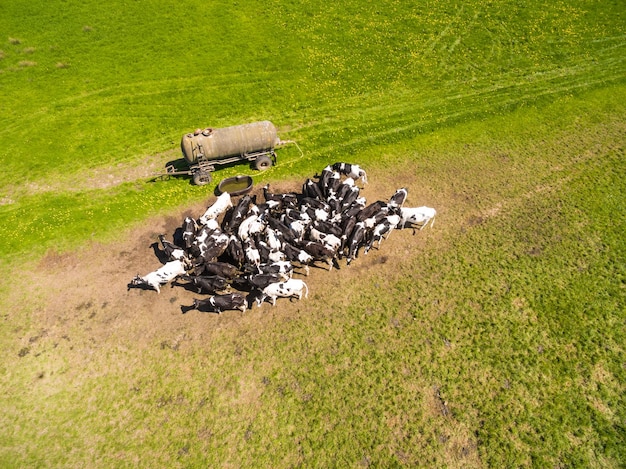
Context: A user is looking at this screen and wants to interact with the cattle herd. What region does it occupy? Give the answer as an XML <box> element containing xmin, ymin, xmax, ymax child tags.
<box><xmin>128</xmin><ymin>163</ymin><xmax>436</xmax><ymax>314</ymax></box>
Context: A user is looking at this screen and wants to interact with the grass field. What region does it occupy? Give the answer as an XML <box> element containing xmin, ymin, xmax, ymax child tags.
<box><xmin>1</xmin><ymin>0</ymin><xmax>625</xmax><ymax>467</ymax></box>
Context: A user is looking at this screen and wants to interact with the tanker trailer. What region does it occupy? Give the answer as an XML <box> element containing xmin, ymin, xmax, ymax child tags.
<box><xmin>166</xmin><ymin>120</ymin><xmax>286</xmax><ymax>185</ymax></box>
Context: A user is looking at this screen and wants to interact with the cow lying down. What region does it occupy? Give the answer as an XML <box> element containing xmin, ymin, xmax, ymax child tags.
<box><xmin>256</xmin><ymin>279</ymin><xmax>309</xmax><ymax>306</ymax></box>
<box><xmin>129</xmin><ymin>259</ymin><xmax>189</xmax><ymax>293</ymax></box>
<box><xmin>189</xmin><ymin>293</ymin><xmax>248</xmax><ymax>314</ymax></box>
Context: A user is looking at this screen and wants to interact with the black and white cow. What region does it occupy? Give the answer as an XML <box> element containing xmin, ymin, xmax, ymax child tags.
<box><xmin>300</xmin><ymin>240</ymin><xmax>336</xmax><ymax>270</ymax></box>
<box><xmin>158</xmin><ymin>234</ymin><xmax>187</xmax><ymax>262</ymax></box>
<box><xmin>251</xmin><ymin>261</ymin><xmax>294</xmax><ymax>278</ymax></box>
<box><xmin>311</xmin><ymin>219</ymin><xmax>344</xmax><ymax>238</ymax></box>
<box><xmin>223</xmin><ymin>195</ymin><xmax>254</xmax><ymax>234</ymax></box>
<box><xmin>357</xmin><ymin>200</ymin><xmax>387</xmax><ymax>222</ymax></box>
<box><xmin>246</xmin><ymin>273</ymin><xmax>286</xmax><ymax>290</ymax></box>
<box><xmin>191</xmin><ymin>293</ymin><xmax>248</xmax><ymax>314</ymax></box>
<box><xmin>255</xmin><ymin>238</ymin><xmax>285</xmax><ymax>264</ymax></box>
<box><xmin>302</xmin><ymin>178</ymin><xmax>324</xmax><ymax>200</ymax></box>
<box><xmin>317</xmin><ymin>165</ymin><xmax>334</xmax><ymax>197</ymax></box>
<box><xmin>309</xmin><ymin>227</ymin><xmax>341</xmax><ymax>253</ymax></box>
<box><xmin>264</xmin><ymin>227</ymin><xmax>284</xmax><ymax>252</ymax></box>
<box><xmin>237</xmin><ymin>214</ymin><xmax>259</xmax><ymax>243</ymax></box>
<box><xmin>199</xmin><ymin>231</ymin><xmax>230</xmax><ymax>263</ymax></box>
<box><xmin>282</xmin><ymin>242</ymin><xmax>314</xmax><ymax>275</ymax></box>
<box><xmin>243</xmin><ymin>238</ymin><xmax>261</xmax><ymax>267</ymax></box>
<box><xmin>227</xmin><ymin>234</ymin><xmax>245</xmax><ymax>267</ymax></box>
<box><xmin>364</xmin><ymin>214</ymin><xmax>401</xmax><ymax>254</ymax></box>
<box><xmin>263</xmin><ymin>184</ymin><xmax>299</xmax><ymax>209</ymax></box>
<box><xmin>190</xmin><ymin>222</ymin><xmax>221</xmax><ymax>259</ymax></box>
<box><xmin>332</xmin><ymin>162</ymin><xmax>368</xmax><ymax>185</ymax></box>
<box><xmin>301</xmin><ymin>198</ymin><xmax>330</xmax><ymax>222</ymax></box>
<box><xmin>266</xmin><ymin>216</ymin><xmax>297</xmax><ymax>245</ymax></box>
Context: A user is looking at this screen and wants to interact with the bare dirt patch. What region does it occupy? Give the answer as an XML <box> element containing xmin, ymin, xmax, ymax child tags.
<box><xmin>21</xmin><ymin>169</ymin><xmax>446</xmax><ymax>355</ymax></box>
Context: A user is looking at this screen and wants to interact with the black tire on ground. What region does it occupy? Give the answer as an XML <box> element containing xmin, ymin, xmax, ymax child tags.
<box><xmin>193</xmin><ymin>170</ymin><xmax>212</xmax><ymax>186</ymax></box>
<box><xmin>254</xmin><ymin>155</ymin><xmax>273</xmax><ymax>171</ymax></box>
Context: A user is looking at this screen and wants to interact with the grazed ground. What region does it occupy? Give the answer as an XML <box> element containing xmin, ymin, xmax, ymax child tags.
<box><xmin>21</xmin><ymin>169</ymin><xmax>444</xmax><ymax>354</ymax></box>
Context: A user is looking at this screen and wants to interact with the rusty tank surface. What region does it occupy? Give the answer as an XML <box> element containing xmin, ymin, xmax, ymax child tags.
<box><xmin>181</xmin><ymin>120</ymin><xmax>279</xmax><ymax>166</ymax></box>
<box><xmin>158</xmin><ymin>120</ymin><xmax>296</xmax><ymax>186</ymax></box>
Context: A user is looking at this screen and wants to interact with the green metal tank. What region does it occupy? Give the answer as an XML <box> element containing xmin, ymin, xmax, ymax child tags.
<box><xmin>181</xmin><ymin>120</ymin><xmax>279</xmax><ymax>165</ymax></box>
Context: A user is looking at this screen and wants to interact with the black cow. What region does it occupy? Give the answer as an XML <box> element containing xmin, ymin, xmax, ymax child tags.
<box><xmin>357</xmin><ymin>201</ymin><xmax>387</xmax><ymax>222</ymax></box>
<box><xmin>178</xmin><ymin>274</ymin><xmax>230</xmax><ymax>294</ymax></box>
<box><xmin>346</xmin><ymin>221</ymin><xmax>369</xmax><ymax>265</ymax></box>
<box><xmin>302</xmin><ymin>178</ymin><xmax>324</xmax><ymax>200</ymax></box>
<box><xmin>388</xmin><ymin>187</ymin><xmax>408</xmax><ymax>209</ymax></box>
<box><xmin>196</xmin><ymin>261</ymin><xmax>240</xmax><ymax>279</ymax></box>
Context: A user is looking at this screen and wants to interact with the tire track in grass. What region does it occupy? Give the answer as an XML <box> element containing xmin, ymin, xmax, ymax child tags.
<box><xmin>291</xmin><ymin>55</ymin><xmax>625</xmax><ymax>162</ymax></box>
<box><xmin>423</xmin><ymin>5</ymin><xmax>466</xmax><ymax>55</ymax></box>
<box><xmin>287</xmin><ymin>33</ymin><xmax>625</xmax><ymax>141</ymax></box>
<box><xmin>2</xmin><ymin>34</ymin><xmax>624</xmax><ymax>197</ymax></box>
<box><xmin>0</xmin><ymin>70</ymin><xmax>289</xmax><ymax>138</ymax></box>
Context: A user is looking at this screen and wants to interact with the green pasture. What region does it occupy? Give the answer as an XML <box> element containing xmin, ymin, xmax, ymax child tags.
<box><xmin>1</xmin><ymin>0</ymin><xmax>624</xmax><ymax>258</ymax></box>
<box><xmin>1</xmin><ymin>0</ymin><xmax>625</xmax><ymax>466</ymax></box>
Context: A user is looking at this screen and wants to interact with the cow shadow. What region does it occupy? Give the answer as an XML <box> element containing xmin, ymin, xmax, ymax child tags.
<box><xmin>169</xmin><ymin>278</ymin><xmax>199</xmax><ymax>293</ymax></box>
<box><xmin>149</xmin><ymin>243</ymin><xmax>169</xmax><ymax>264</ymax></box>
<box><xmin>181</xmin><ymin>304</ymin><xmax>201</xmax><ymax>314</ymax></box>
<box><xmin>126</xmin><ymin>281</ymin><xmax>155</xmax><ymax>293</ymax></box>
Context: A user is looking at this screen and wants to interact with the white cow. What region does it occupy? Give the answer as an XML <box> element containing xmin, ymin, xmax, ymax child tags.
<box><xmin>238</xmin><ymin>214</ymin><xmax>259</xmax><ymax>243</ymax></box>
<box><xmin>400</xmin><ymin>206</ymin><xmax>437</xmax><ymax>231</ymax></box>
<box><xmin>129</xmin><ymin>259</ymin><xmax>189</xmax><ymax>294</ymax></box>
<box><xmin>256</xmin><ymin>279</ymin><xmax>309</xmax><ymax>306</ymax></box>
<box><xmin>199</xmin><ymin>192</ymin><xmax>232</xmax><ymax>225</ymax></box>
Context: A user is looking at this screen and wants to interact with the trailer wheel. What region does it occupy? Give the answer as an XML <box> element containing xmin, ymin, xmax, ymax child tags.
<box><xmin>193</xmin><ymin>170</ymin><xmax>212</xmax><ymax>186</ymax></box>
<box><xmin>255</xmin><ymin>155</ymin><xmax>273</xmax><ymax>171</ymax></box>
